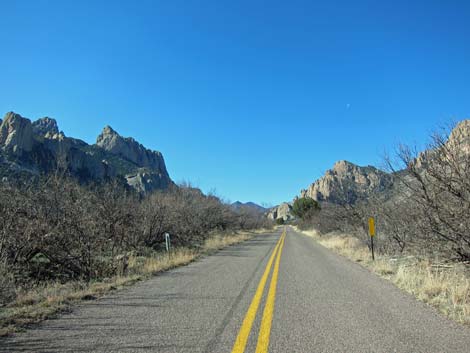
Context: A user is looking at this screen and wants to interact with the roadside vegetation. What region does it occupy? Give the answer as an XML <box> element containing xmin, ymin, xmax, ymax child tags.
<box><xmin>294</xmin><ymin>122</ymin><xmax>470</xmax><ymax>326</ymax></box>
<box><xmin>0</xmin><ymin>173</ymin><xmax>272</xmax><ymax>336</ymax></box>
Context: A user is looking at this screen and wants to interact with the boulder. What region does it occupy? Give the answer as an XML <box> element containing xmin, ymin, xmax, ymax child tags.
<box><xmin>125</xmin><ymin>170</ymin><xmax>172</xmax><ymax>193</ymax></box>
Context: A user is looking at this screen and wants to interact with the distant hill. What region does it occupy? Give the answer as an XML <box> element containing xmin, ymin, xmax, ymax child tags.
<box><xmin>0</xmin><ymin>111</ymin><xmax>173</xmax><ymax>192</ymax></box>
<box><xmin>231</xmin><ymin>201</ymin><xmax>267</xmax><ymax>214</ymax></box>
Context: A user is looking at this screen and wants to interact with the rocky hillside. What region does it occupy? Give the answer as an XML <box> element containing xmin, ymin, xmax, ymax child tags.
<box><xmin>0</xmin><ymin>111</ymin><xmax>173</xmax><ymax>192</ymax></box>
<box><xmin>300</xmin><ymin>160</ymin><xmax>393</xmax><ymax>204</ymax></box>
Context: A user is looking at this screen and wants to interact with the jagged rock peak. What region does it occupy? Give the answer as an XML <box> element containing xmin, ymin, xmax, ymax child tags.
<box><xmin>32</xmin><ymin>117</ymin><xmax>59</xmax><ymax>136</ymax></box>
<box><xmin>101</xmin><ymin>125</ymin><xmax>117</xmax><ymax>135</ymax></box>
<box><xmin>0</xmin><ymin>111</ymin><xmax>173</xmax><ymax>193</ymax></box>
<box><xmin>330</xmin><ymin>160</ymin><xmax>379</xmax><ymax>175</ymax></box>
<box><xmin>0</xmin><ymin>112</ymin><xmax>34</xmax><ymax>155</ymax></box>
<box><xmin>2</xmin><ymin>111</ymin><xmax>22</xmax><ymax>122</ymax></box>
<box><xmin>96</xmin><ymin>125</ymin><xmax>167</xmax><ymax>173</ymax></box>
<box><xmin>331</xmin><ymin>160</ymin><xmax>356</xmax><ymax>174</ymax></box>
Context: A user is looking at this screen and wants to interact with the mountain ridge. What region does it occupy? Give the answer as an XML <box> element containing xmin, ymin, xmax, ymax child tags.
<box><xmin>231</xmin><ymin>201</ymin><xmax>267</xmax><ymax>214</ymax></box>
<box><xmin>0</xmin><ymin>111</ymin><xmax>173</xmax><ymax>192</ymax></box>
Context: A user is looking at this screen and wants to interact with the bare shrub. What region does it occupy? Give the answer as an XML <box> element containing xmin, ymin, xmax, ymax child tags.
<box><xmin>0</xmin><ymin>173</ymin><xmax>268</xmax><ymax>303</ymax></box>
<box><xmin>387</xmin><ymin>122</ymin><xmax>470</xmax><ymax>260</ymax></box>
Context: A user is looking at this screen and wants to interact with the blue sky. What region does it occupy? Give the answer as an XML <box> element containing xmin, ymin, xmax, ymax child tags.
<box><xmin>1</xmin><ymin>0</ymin><xmax>469</xmax><ymax>206</ymax></box>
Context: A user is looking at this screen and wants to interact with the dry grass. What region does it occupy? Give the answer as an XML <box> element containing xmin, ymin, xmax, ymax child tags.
<box><xmin>393</xmin><ymin>261</ymin><xmax>470</xmax><ymax>324</ymax></box>
<box><xmin>291</xmin><ymin>226</ymin><xmax>321</xmax><ymax>239</ymax></box>
<box><xmin>128</xmin><ymin>248</ymin><xmax>199</xmax><ymax>275</ymax></box>
<box><xmin>299</xmin><ymin>230</ymin><xmax>470</xmax><ymax>326</ymax></box>
<box><xmin>0</xmin><ymin>276</ymin><xmax>144</xmax><ymax>337</ymax></box>
<box><xmin>204</xmin><ymin>232</ymin><xmax>252</xmax><ymax>251</ymax></box>
<box><xmin>0</xmin><ymin>230</ymin><xmax>263</xmax><ymax>336</ymax></box>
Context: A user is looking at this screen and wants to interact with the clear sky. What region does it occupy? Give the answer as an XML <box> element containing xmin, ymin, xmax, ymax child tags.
<box><xmin>1</xmin><ymin>0</ymin><xmax>469</xmax><ymax>206</ymax></box>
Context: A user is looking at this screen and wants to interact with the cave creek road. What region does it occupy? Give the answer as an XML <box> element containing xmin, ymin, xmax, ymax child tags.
<box><xmin>2</xmin><ymin>227</ymin><xmax>470</xmax><ymax>353</ymax></box>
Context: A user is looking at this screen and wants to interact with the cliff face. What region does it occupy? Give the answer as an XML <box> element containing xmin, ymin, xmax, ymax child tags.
<box><xmin>300</xmin><ymin>160</ymin><xmax>393</xmax><ymax>204</ymax></box>
<box><xmin>0</xmin><ymin>111</ymin><xmax>173</xmax><ymax>192</ymax></box>
<box><xmin>96</xmin><ymin>126</ymin><xmax>168</xmax><ymax>174</ymax></box>
<box><xmin>95</xmin><ymin>125</ymin><xmax>172</xmax><ymax>192</ymax></box>
<box><xmin>0</xmin><ymin>112</ymin><xmax>34</xmax><ymax>156</ymax></box>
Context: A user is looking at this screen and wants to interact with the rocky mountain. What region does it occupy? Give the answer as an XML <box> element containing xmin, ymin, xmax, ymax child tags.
<box><xmin>300</xmin><ymin>160</ymin><xmax>393</xmax><ymax>204</ymax></box>
<box><xmin>297</xmin><ymin>120</ymin><xmax>470</xmax><ymax>207</ymax></box>
<box><xmin>0</xmin><ymin>112</ymin><xmax>34</xmax><ymax>156</ymax></box>
<box><xmin>231</xmin><ymin>201</ymin><xmax>267</xmax><ymax>214</ymax></box>
<box><xmin>0</xmin><ymin>111</ymin><xmax>173</xmax><ymax>192</ymax></box>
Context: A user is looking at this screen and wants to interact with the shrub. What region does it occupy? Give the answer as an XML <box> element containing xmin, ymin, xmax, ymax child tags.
<box><xmin>292</xmin><ymin>197</ymin><xmax>321</xmax><ymax>219</ymax></box>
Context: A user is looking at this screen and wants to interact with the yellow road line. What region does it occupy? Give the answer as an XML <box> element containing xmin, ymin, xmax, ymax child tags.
<box><xmin>231</xmin><ymin>230</ymin><xmax>285</xmax><ymax>353</ymax></box>
<box><xmin>255</xmin><ymin>230</ymin><xmax>286</xmax><ymax>353</ymax></box>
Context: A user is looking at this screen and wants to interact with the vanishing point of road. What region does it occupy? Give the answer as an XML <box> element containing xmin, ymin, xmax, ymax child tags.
<box><xmin>2</xmin><ymin>227</ymin><xmax>470</xmax><ymax>353</ymax></box>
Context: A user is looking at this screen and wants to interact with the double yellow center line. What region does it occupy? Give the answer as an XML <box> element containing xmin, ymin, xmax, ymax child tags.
<box><xmin>231</xmin><ymin>228</ymin><xmax>287</xmax><ymax>353</ymax></box>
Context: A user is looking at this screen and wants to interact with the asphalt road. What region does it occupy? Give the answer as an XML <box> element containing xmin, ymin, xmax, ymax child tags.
<box><xmin>2</xmin><ymin>227</ymin><xmax>470</xmax><ymax>353</ymax></box>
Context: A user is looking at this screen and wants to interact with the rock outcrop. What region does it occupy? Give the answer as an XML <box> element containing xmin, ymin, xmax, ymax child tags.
<box><xmin>0</xmin><ymin>112</ymin><xmax>34</xmax><ymax>155</ymax></box>
<box><xmin>0</xmin><ymin>111</ymin><xmax>173</xmax><ymax>192</ymax></box>
<box><xmin>267</xmin><ymin>202</ymin><xmax>294</xmax><ymax>221</ymax></box>
<box><xmin>96</xmin><ymin>125</ymin><xmax>172</xmax><ymax>191</ymax></box>
<box><xmin>300</xmin><ymin>160</ymin><xmax>393</xmax><ymax>204</ymax></box>
<box><xmin>32</xmin><ymin>117</ymin><xmax>60</xmax><ymax>137</ymax></box>
<box><xmin>125</xmin><ymin>169</ymin><xmax>172</xmax><ymax>193</ymax></box>
<box><xmin>96</xmin><ymin>126</ymin><xmax>167</xmax><ymax>173</ymax></box>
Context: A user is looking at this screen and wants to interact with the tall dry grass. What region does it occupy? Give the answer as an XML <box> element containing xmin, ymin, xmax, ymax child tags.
<box><xmin>302</xmin><ymin>231</ymin><xmax>470</xmax><ymax>326</ymax></box>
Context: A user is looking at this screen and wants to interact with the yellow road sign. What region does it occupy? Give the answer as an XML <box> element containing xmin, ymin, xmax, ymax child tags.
<box><xmin>368</xmin><ymin>217</ymin><xmax>375</xmax><ymax>237</ymax></box>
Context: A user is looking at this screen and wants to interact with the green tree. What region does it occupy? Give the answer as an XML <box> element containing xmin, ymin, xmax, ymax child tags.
<box><xmin>276</xmin><ymin>218</ymin><xmax>285</xmax><ymax>225</ymax></box>
<box><xmin>292</xmin><ymin>197</ymin><xmax>321</xmax><ymax>219</ymax></box>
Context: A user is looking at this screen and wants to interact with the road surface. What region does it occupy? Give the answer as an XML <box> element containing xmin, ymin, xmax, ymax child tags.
<box><xmin>2</xmin><ymin>227</ymin><xmax>470</xmax><ymax>352</ymax></box>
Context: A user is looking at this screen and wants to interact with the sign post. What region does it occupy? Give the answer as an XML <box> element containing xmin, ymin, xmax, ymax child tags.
<box><xmin>368</xmin><ymin>217</ymin><xmax>375</xmax><ymax>261</ymax></box>
<box><xmin>165</xmin><ymin>232</ymin><xmax>171</xmax><ymax>257</ymax></box>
